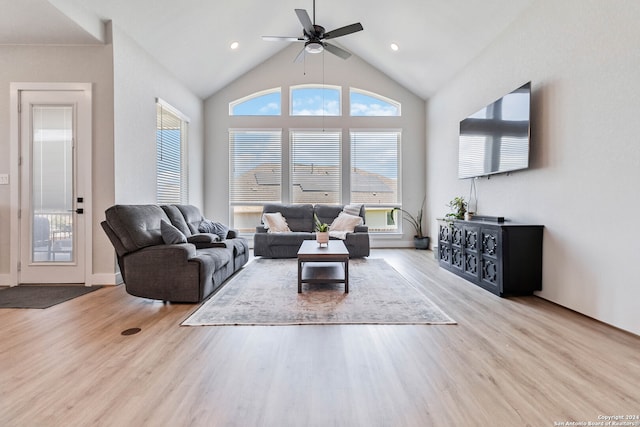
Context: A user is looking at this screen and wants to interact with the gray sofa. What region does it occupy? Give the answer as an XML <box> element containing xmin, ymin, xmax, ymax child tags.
<box><xmin>254</xmin><ymin>203</ymin><xmax>370</xmax><ymax>258</ymax></box>
<box><xmin>101</xmin><ymin>204</ymin><xmax>249</xmax><ymax>303</ymax></box>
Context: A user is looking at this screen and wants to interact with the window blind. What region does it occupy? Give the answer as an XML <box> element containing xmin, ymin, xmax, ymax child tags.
<box><xmin>290</xmin><ymin>130</ymin><xmax>341</xmax><ymax>204</ymax></box>
<box><xmin>350</xmin><ymin>131</ymin><xmax>400</xmax><ymax>205</ymax></box>
<box><xmin>156</xmin><ymin>102</ymin><xmax>188</xmax><ymax>204</ymax></box>
<box><xmin>229</xmin><ymin>130</ymin><xmax>282</xmax><ymax>204</ymax></box>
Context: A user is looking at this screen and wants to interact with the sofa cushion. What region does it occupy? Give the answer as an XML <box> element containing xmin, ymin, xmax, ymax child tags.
<box><xmin>262</xmin><ymin>203</ymin><xmax>313</xmax><ymax>232</ymax></box>
<box><xmin>263</xmin><ymin>232</ymin><xmax>313</xmax><ymax>246</ymax></box>
<box><xmin>174</xmin><ymin>204</ymin><xmax>206</xmax><ymax>235</ymax></box>
<box><xmin>263</xmin><ymin>212</ymin><xmax>291</xmax><ymax>233</ymax></box>
<box><xmin>161</xmin><ymin>219</ymin><xmax>188</xmax><ymax>244</ymax></box>
<box><xmin>313</xmin><ymin>204</ymin><xmax>341</xmax><ymax>225</ymax></box>
<box><xmin>105</xmin><ymin>205</ymin><xmax>167</xmax><ymax>253</ymax></box>
<box><xmin>161</xmin><ymin>205</ymin><xmax>192</xmax><ymax>236</ymax></box>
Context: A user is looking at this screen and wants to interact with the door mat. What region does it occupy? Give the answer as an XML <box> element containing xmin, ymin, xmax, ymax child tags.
<box><xmin>0</xmin><ymin>285</ymin><xmax>102</xmax><ymax>309</ymax></box>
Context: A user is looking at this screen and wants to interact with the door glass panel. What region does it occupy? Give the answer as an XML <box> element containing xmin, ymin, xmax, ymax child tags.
<box><xmin>31</xmin><ymin>105</ymin><xmax>74</xmax><ymax>263</ymax></box>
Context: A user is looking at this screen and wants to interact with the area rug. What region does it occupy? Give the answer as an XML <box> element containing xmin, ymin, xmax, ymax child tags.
<box><xmin>182</xmin><ymin>258</ymin><xmax>456</xmax><ymax>326</ymax></box>
<box><xmin>0</xmin><ymin>285</ymin><xmax>102</xmax><ymax>309</ymax></box>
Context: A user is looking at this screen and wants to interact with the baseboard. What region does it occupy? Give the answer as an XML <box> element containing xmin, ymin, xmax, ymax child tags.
<box><xmin>90</xmin><ymin>272</ymin><xmax>122</xmax><ymax>286</ymax></box>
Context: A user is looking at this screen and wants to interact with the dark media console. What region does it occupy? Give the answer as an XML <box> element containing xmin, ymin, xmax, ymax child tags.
<box><xmin>437</xmin><ymin>219</ymin><xmax>543</xmax><ymax>297</ymax></box>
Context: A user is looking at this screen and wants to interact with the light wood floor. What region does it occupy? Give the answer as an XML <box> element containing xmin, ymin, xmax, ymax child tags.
<box><xmin>1</xmin><ymin>249</ymin><xmax>638</xmax><ymax>427</ymax></box>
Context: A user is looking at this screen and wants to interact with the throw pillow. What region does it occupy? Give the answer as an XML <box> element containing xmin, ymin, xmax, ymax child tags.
<box><xmin>262</xmin><ymin>212</ymin><xmax>291</xmax><ymax>233</ymax></box>
<box><xmin>343</xmin><ymin>203</ymin><xmax>362</xmax><ymax>217</ymax></box>
<box><xmin>160</xmin><ymin>219</ymin><xmax>187</xmax><ymax>244</ymax></box>
<box><xmin>199</xmin><ymin>219</ymin><xmax>230</xmax><ymax>240</ymax></box>
<box><xmin>330</xmin><ymin>212</ymin><xmax>363</xmax><ymax>232</ymax></box>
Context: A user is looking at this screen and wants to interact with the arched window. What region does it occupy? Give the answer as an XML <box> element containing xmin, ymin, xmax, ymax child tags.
<box><xmin>229</xmin><ymin>88</ymin><xmax>281</xmax><ymax>116</ymax></box>
<box><xmin>350</xmin><ymin>88</ymin><xmax>401</xmax><ymax>116</ymax></box>
<box><xmin>290</xmin><ymin>85</ymin><xmax>341</xmax><ymax>116</ymax></box>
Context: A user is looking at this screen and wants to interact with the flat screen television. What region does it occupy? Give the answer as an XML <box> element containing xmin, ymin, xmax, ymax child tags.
<box><xmin>458</xmin><ymin>82</ymin><xmax>531</xmax><ymax>179</ymax></box>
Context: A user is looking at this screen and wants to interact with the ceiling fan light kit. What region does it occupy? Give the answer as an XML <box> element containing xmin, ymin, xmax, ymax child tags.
<box><xmin>262</xmin><ymin>0</ymin><xmax>363</xmax><ymax>62</ymax></box>
<box><xmin>305</xmin><ymin>42</ymin><xmax>324</xmax><ymax>54</ymax></box>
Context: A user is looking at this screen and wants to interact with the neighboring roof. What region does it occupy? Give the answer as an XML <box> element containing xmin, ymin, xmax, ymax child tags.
<box><xmin>232</xmin><ymin>163</ymin><xmax>396</xmax><ymax>204</ymax></box>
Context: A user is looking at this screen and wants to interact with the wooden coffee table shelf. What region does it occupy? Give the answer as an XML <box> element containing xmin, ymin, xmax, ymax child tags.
<box><xmin>297</xmin><ymin>240</ymin><xmax>350</xmax><ymax>293</ymax></box>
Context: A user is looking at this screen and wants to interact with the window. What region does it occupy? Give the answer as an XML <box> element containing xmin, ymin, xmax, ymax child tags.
<box><xmin>229</xmin><ymin>88</ymin><xmax>281</xmax><ymax>116</ymax></box>
<box><xmin>350</xmin><ymin>131</ymin><xmax>400</xmax><ymax>232</ymax></box>
<box><xmin>291</xmin><ymin>85</ymin><xmax>341</xmax><ymax>116</ymax></box>
<box><xmin>229</xmin><ymin>129</ymin><xmax>282</xmax><ymax>232</ymax></box>
<box><xmin>156</xmin><ymin>99</ymin><xmax>188</xmax><ymax>204</ymax></box>
<box><xmin>227</xmin><ymin>86</ymin><xmax>404</xmax><ymax>233</ymax></box>
<box><xmin>290</xmin><ymin>130</ymin><xmax>341</xmax><ymax>204</ymax></box>
<box><xmin>350</xmin><ymin>88</ymin><xmax>401</xmax><ymax>116</ymax></box>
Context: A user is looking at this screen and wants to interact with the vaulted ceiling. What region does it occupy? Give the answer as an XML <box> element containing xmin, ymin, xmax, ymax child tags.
<box><xmin>0</xmin><ymin>0</ymin><xmax>535</xmax><ymax>99</ymax></box>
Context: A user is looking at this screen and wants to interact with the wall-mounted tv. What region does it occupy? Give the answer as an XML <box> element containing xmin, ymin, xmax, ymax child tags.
<box><xmin>458</xmin><ymin>82</ymin><xmax>531</xmax><ymax>179</ymax></box>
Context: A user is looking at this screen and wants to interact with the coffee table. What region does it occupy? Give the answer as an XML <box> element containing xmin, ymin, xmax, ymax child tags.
<box><xmin>297</xmin><ymin>240</ymin><xmax>350</xmax><ymax>293</ymax></box>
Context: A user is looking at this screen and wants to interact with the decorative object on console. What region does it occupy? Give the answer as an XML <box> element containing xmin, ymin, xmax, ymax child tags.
<box><xmin>391</xmin><ymin>196</ymin><xmax>430</xmax><ymax>249</ymax></box>
<box><xmin>445</xmin><ymin>196</ymin><xmax>467</xmax><ymax>221</ymax></box>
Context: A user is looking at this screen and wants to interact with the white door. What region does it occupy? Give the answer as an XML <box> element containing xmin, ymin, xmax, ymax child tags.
<box><xmin>18</xmin><ymin>90</ymin><xmax>90</xmax><ymax>284</ymax></box>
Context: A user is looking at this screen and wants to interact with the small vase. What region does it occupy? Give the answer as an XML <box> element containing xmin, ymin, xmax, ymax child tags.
<box><xmin>316</xmin><ymin>231</ymin><xmax>329</xmax><ymax>247</ymax></box>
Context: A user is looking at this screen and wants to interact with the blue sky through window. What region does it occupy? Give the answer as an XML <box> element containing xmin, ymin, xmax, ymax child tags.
<box><xmin>230</xmin><ymin>87</ymin><xmax>401</xmax><ymax>117</ymax></box>
<box><xmin>291</xmin><ymin>87</ymin><xmax>341</xmax><ymax>116</ymax></box>
<box><xmin>231</xmin><ymin>91</ymin><xmax>281</xmax><ymax>116</ymax></box>
<box><xmin>350</xmin><ymin>91</ymin><xmax>400</xmax><ymax>116</ymax></box>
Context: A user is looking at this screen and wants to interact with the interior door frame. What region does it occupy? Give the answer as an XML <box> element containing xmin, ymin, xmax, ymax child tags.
<box><xmin>9</xmin><ymin>82</ymin><xmax>93</xmax><ymax>286</ymax></box>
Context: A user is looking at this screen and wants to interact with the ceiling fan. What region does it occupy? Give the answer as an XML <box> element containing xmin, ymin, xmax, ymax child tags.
<box><xmin>262</xmin><ymin>0</ymin><xmax>364</xmax><ymax>62</ymax></box>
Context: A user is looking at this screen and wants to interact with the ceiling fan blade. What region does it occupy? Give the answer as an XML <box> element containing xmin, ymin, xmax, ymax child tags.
<box><xmin>295</xmin><ymin>9</ymin><xmax>315</xmax><ymax>36</ymax></box>
<box><xmin>324</xmin><ymin>43</ymin><xmax>352</xmax><ymax>60</ymax></box>
<box><xmin>323</xmin><ymin>23</ymin><xmax>363</xmax><ymax>40</ymax></box>
<box><xmin>294</xmin><ymin>46</ymin><xmax>306</xmax><ymax>63</ymax></box>
<box><xmin>262</xmin><ymin>36</ymin><xmax>305</xmax><ymax>42</ymax></box>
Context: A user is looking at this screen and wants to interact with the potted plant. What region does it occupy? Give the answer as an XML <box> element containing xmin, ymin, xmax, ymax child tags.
<box><xmin>445</xmin><ymin>196</ymin><xmax>467</xmax><ymax>222</ymax></box>
<box><xmin>392</xmin><ymin>197</ymin><xmax>430</xmax><ymax>249</ymax></box>
<box><xmin>314</xmin><ymin>213</ymin><xmax>329</xmax><ymax>247</ymax></box>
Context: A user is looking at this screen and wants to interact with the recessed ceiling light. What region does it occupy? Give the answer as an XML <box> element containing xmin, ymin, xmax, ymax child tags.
<box><xmin>230</xmin><ymin>41</ymin><xmax>239</xmax><ymax>50</ymax></box>
<box><xmin>390</xmin><ymin>43</ymin><xmax>399</xmax><ymax>51</ymax></box>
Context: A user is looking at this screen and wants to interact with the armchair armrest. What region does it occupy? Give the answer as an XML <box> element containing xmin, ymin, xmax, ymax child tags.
<box><xmin>354</xmin><ymin>225</ymin><xmax>368</xmax><ymax>233</ymax></box>
<box><xmin>132</xmin><ymin>243</ymin><xmax>197</xmax><ymax>260</ymax></box>
<box><xmin>255</xmin><ymin>225</ymin><xmax>268</xmax><ymax>233</ymax></box>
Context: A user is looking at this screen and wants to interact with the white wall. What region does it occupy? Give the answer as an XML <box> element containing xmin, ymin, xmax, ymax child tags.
<box><xmin>111</xmin><ymin>25</ymin><xmax>205</xmax><ymax>207</ymax></box>
<box><xmin>204</xmin><ymin>43</ymin><xmax>426</xmax><ymax>247</ymax></box>
<box><xmin>426</xmin><ymin>0</ymin><xmax>640</xmax><ymax>335</ymax></box>
<box><xmin>0</xmin><ymin>44</ymin><xmax>114</xmax><ymax>281</ymax></box>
